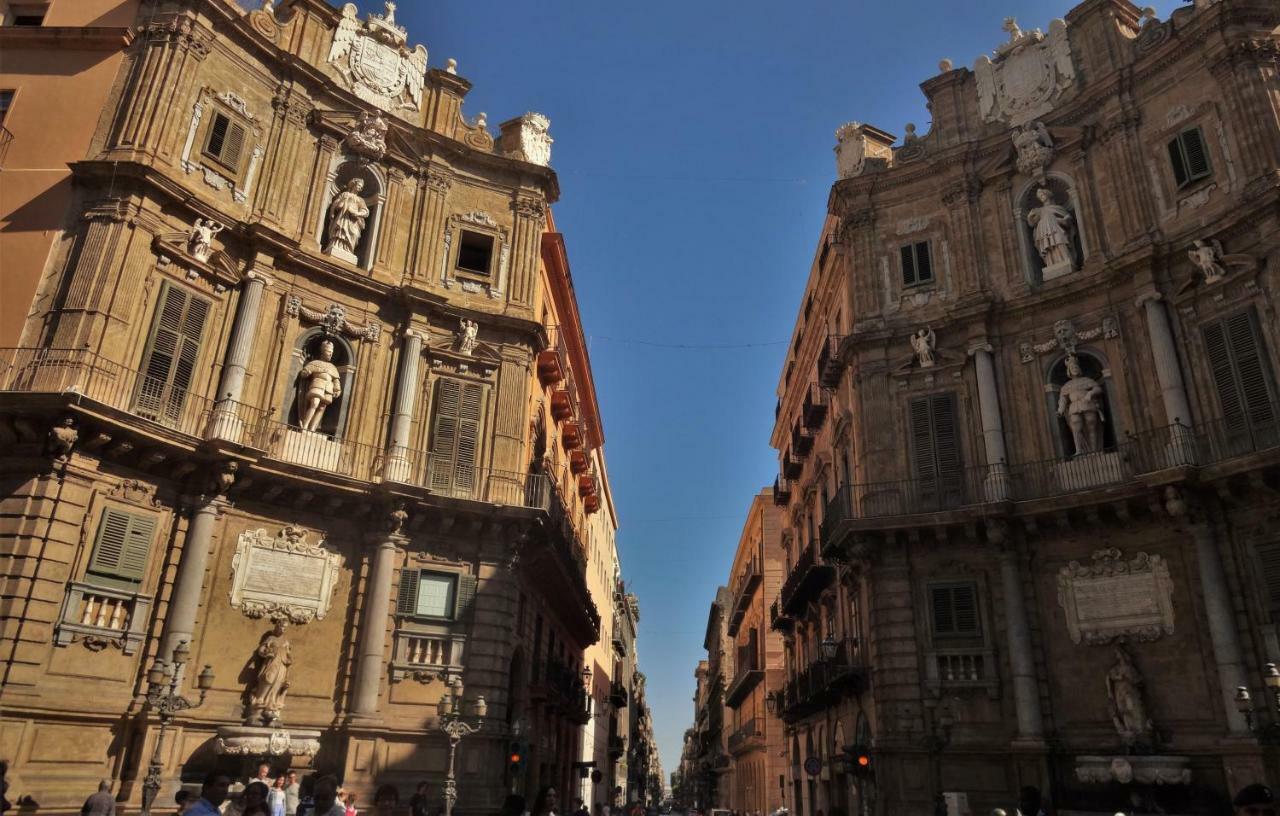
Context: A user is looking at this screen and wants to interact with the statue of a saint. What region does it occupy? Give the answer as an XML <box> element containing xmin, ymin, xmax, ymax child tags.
<box><xmin>297</xmin><ymin>340</ymin><xmax>342</xmax><ymax>432</ymax></box>
<box><xmin>1057</xmin><ymin>354</ymin><xmax>1105</xmax><ymax>456</ymax></box>
<box><xmin>325</xmin><ymin>178</ymin><xmax>371</xmax><ymax>263</ymax></box>
<box><xmin>1106</xmin><ymin>646</ymin><xmax>1152</xmax><ymax>747</ymax></box>
<box><xmin>911</xmin><ymin>327</ymin><xmax>937</xmax><ymax>368</ymax></box>
<box><xmin>458</xmin><ymin>319</ymin><xmax>479</xmax><ymax>356</ymax></box>
<box><xmin>1188</xmin><ymin>239</ymin><xmax>1227</xmax><ymax>284</ymax></box>
<box><xmin>1026</xmin><ymin>187</ymin><xmax>1077</xmax><ymax>274</ymax></box>
<box><xmin>250</xmin><ymin>619</ymin><xmax>292</xmax><ymax>725</ymax></box>
<box><xmin>188</xmin><ymin>218</ymin><xmax>223</xmax><ymax>263</ymax></box>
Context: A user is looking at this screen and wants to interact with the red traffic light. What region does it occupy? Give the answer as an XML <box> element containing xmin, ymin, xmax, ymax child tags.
<box><xmin>856</xmin><ymin>755</ymin><xmax>870</xmax><ymax>768</ymax></box>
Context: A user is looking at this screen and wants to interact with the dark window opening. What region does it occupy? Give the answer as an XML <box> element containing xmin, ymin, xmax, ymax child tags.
<box><xmin>0</xmin><ymin>90</ymin><xmax>14</xmax><ymax>126</ymax></box>
<box><xmin>202</xmin><ymin>111</ymin><xmax>246</xmax><ymax>173</ymax></box>
<box><xmin>900</xmin><ymin>241</ymin><xmax>933</xmax><ymax>287</ymax></box>
<box><xmin>1167</xmin><ymin>127</ymin><xmax>1212</xmax><ymax>190</ymax></box>
<box><xmin>930</xmin><ymin>583</ymin><xmax>980</xmax><ymax>639</ymax></box>
<box><xmin>456</xmin><ymin>230</ymin><xmax>494</xmax><ymax>276</ymax></box>
<box><xmin>9</xmin><ymin>5</ymin><xmax>45</xmax><ymax>25</ymax></box>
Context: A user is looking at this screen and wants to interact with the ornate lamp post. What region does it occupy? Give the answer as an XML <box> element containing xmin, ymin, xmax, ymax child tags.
<box><xmin>141</xmin><ymin>640</ymin><xmax>214</xmax><ymax>816</ymax></box>
<box><xmin>438</xmin><ymin>678</ymin><xmax>487</xmax><ymax>816</ymax></box>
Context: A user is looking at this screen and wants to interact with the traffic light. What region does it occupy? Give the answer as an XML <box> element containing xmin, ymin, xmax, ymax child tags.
<box><xmin>509</xmin><ymin>741</ymin><xmax>525</xmax><ymax>775</ymax></box>
<box><xmin>844</xmin><ymin>744</ymin><xmax>873</xmax><ymax>777</ymax></box>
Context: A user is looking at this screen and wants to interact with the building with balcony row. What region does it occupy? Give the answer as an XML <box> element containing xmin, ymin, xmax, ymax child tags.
<box><xmin>0</xmin><ymin>0</ymin><xmax>647</xmax><ymax>810</ymax></box>
<box><xmin>769</xmin><ymin>0</ymin><xmax>1280</xmax><ymax>814</ymax></box>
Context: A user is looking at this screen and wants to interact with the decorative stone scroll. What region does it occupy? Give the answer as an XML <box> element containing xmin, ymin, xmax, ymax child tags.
<box><xmin>1056</xmin><ymin>548</ymin><xmax>1174</xmax><ymax>645</ymax></box>
<box><xmin>285</xmin><ymin>297</ymin><xmax>380</xmax><ymax>343</ymax></box>
<box><xmin>229</xmin><ymin>527</ymin><xmax>344</xmax><ymax>624</ymax></box>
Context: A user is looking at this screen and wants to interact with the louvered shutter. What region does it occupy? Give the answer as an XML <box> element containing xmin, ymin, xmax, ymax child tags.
<box><xmin>900</xmin><ymin>245</ymin><xmax>915</xmax><ymax>287</ymax></box>
<box><xmin>915</xmin><ymin>242</ymin><xmax>933</xmax><ymax>283</ymax></box>
<box><xmin>429</xmin><ymin>379</ymin><xmax>461</xmax><ymax>492</ymax></box>
<box><xmin>910</xmin><ymin>396</ymin><xmax>937</xmax><ymax>482</ymax></box>
<box><xmin>396</xmin><ymin>568</ymin><xmax>419</xmax><ymax>615</ymax></box>
<box><xmin>1256</xmin><ymin>542</ymin><xmax>1280</xmax><ymax>615</ymax></box>
<box><xmin>910</xmin><ymin>393</ymin><xmax>961</xmax><ymax>508</ymax></box>
<box><xmin>222</xmin><ymin>122</ymin><xmax>247</xmax><ymax>171</ymax></box>
<box><xmin>931</xmin><ymin>584</ymin><xmax>979</xmax><ymax>638</ymax></box>
<box><xmin>1204</xmin><ymin>309</ymin><xmax>1277</xmax><ymax>452</ymax></box>
<box><xmin>136</xmin><ymin>284</ymin><xmax>209</xmax><ymax>425</ymax></box>
<box><xmin>88</xmin><ymin>509</ymin><xmax>155</xmax><ymax>586</ymax></box>
<box><xmin>206</xmin><ymin>113</ymin><xmax>229</xmax><ymax>159</ymax></box>
<box><xmin>1182</xmin><ymin>128</ymin><xmax>1210</xmax><ymax>180</ymax></box>
<box><xmin>1167</xmin><ymin>137</ymin><xmax>1189</xmax><ymax>188</ymax></box>
<box><xmin>455</xmin><ymin>383</ymin><xmax>482</xmax><ymax>494</ymax></box>
<box><xmin>455</xmin><ymin>573</ymin><xmax>478</xmax><ymax>619</ymax></box>
<box><xmin>87</xmin><ymin>509</ymin><xmax>131</xmax><ymax>577</ymax></box>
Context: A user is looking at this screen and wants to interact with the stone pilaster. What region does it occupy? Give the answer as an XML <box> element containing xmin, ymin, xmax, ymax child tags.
<box><xmin>968</xmin><ymin>343</ymin><xmax>1010</xmax><ymax>500</ymax></box>
<box><xmin>412</xmin><ymin>168</ymin><xmax>452</xmax><ymax>286</ymax></box>
<box><xmin>375</xmin><ymin>167</ymin><xmax>412</xmax><ymax>274</ymax></box>
<box><xmin>209</xmin><ymin>271</ymin><xmax>270</xmax><ymax>443</ymax></box>
<box><xmin>991</xmin><ymin>523</ymin><xmax>1044</xmax><ymax>741</ymax></box>
<box><xmin>385</xmin><ymin>329</ymin><xmax>423</xmax><ymax>482</ymax></box>
<box><xmin>301</xmin><ymin>135</ymin><xmax>341</xmax><ymax>254</ymax></box>
<box><xmin>258</xmin><ymin>87</ymin><xmax>313</xmax><ymax>229</ymax></box>
<box><xmin>507</xmin><ymin>196</ymin><xmax>547</xmax><ymax>309</ymax></box>
<box><xmin>941</xmin><ymin>177</ymin><xmax>984</xmax><ymax>295</ymax></box>
<box><xmin>161</xmin><ymin>490</ymin><xmax>228</xmax><ymax>662</ymax></box>
<box><xmin>350</xmin><ymin>525</ymin><xmax>403</xmax><ymax>720</ymax></box>
<box><xmin>1189</xmin><ymin>519</ymin><xmax>1250</xmax><ymax>735</ymax></box>
<box><xmin>1211</xmin><ymin>41</ymin><xmax>1280</xmax><ymax>183</ymax></box>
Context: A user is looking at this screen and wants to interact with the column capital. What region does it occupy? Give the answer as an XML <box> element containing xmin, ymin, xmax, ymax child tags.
<box><xmin>1134</xmin><ymin>289</ymin><xmax>1163</xmax><ymax>309</ymax></box>
<box><xmin>967</xmin><ymin>340</ymin><xmax>994</xmax><ymax>357</ymax></box>
<box><xmin>245</xmin><ymin>269</ymin><xmax>273</xmax><ymax>288</ymax></box>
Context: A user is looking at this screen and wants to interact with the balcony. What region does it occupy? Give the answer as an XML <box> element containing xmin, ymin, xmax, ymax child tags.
<box><xmin>727</xmin><ymin>718</ymin><xmax>763</xmax><ymax>755</ymax></box>
<box><xmin>609</xmin><ymin>680</ymin><xmax>629</xmax><ymax>708</ymax></box>
<box><xmin>779</xmin><ymin>545</ymin><xmax>835</xmax><ymax>616</ymax></box>
<box><xmin>551</xmin><ymin>387</ymin><xmax>575</xmax><ymax>421</ymax></box>
<box><xmin>781</xmin><ymin>639</ymin><xmax>868</xmax><ymax>723</ymax></box>
<box><xmin>792</xmin><ymin>421</ymin><xmax>814</xmax><ymax>457</ymax></box>
<box><xmin>772</xmin><ymin>476</ymin><xmax>791</xmax><ymax>506</ymax></box>
<box><xmin>537</xmin><ymin>326</ymin><xmax>567</xmax><ymax>385</ymax></box>
<box><xmin>608</xmin><ymin>734</ymin><xmax>626</xmax><ymax>759</ymax></box>
<box><xmin>769</xmin><ymin>598</ymin><xmax>793</xmax><ymax>632</ymax></box>
<box><xmin>726</xmin><ymin>554</ymin><xmax>762</xmax><ymax>637</ymax></box>
<box><xmin>723</xmin><ymin>646</ymin><xmax>762</xmax><ymax>708</ymax></box>
<box><xmin>781</xmin><ymin>449</ymin><xmax>802</xmax><ymax>479</ymax></box>
<box><xmin>802</xmin><ymin>383</ymin><xmax>828</xmax><ymax>430</ymax></box>
<box><xmin>817</xmin><ymin>336</ymin><xmax>845</xmax><ymax>389</ymax></box>
<box><xmin>545</xmin><ymin>658</ymin><xmax>591</xmax><ymax>724</ymax></box>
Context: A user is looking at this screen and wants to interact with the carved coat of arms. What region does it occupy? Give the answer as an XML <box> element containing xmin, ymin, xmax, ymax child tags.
<box><xmin>328</xmin><ymin>2</ymin><xmax>427</xmax><ymax>113</ymax></box>
<box><xmin>974</xmin><ymin>17</ymin><xmax>1076</xmax><ymax>126</ymax></box>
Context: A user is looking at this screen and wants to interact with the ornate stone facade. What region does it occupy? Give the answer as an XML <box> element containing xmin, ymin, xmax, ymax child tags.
<box><xmin>0</xmin><ymin>1</ymin><xmax>631</xmax><ymax>811</ymax></box>
<box><xmin>766</xmin><ymin>1</ymin><xmax>1280</xmax><ymax>814</ymax></box>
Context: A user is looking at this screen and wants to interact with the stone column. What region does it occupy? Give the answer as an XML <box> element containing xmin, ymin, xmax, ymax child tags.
<box><xmin>969</xmin><ymin>344</ymin><xmax>1010</xmax><ymax>500</ymax></box>
<box><xmin>350</xmin><ymin>525</ymin><xmax>403</xmax><ymax>719</ymax></box>
<box><xmin>1190</xmin><ymin>521</ymin><xmax>1250</xmax><ymax>735</ymax></box>
<box><xmin>385</xmin><ymin>330</ymin><xmax>423</xmax><ymax>483</ymax></box>
<box><xmin>994</xmin><ymin>526</ymin><xmax>1044</xmax><ymax>741</ymax></box>
<box><xmin>208</xmin><ymin>271</ymin><xmax>270</xmax><ymax>443</ymax></box>
<box><xmin>1138</xmin><ymin>293</ymin><xmax>1196</xmax><ymax>463</ymax></box>
<box><xmin>161</xmin><ymin>497</ymin><xmax>223</xmax><ymax>662</ymax></box>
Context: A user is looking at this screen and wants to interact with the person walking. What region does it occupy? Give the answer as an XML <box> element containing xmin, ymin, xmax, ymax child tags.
<box><xmin>283</xmin><ymin>773</ymin><xmax>301</xmax><ymax>816</ymax></box>
<box><xmin>298</xmin><ymin>776</ymin><xmax>346</xmax><ymax>816</ymax></box>
<box><xmin>532</xmin><ymin>787</ymin><xmax>559</xmax><ymax>816</ymax></box>
<box><xmin>409</xmin><ymin>783</ymin><xmax>432</xmax><ymax>816</ymax></box>
<box><xmin>81</xmin><ymin>781</ymin><xmax>115</xmax><ymax>816</ymax></box>
<box><xmin>187</xmin><ymin>774</ymin><xmax>232</xmax><ymax>816</ymax></box>
<box><xmin>572</xmin><ymin>799</ymin><xmax>589</xmax><ymax>816</ymax></box>
<box><xmin>268</xmin><ymin>777</ymin><xmax>288</xmax><ymax>816</ymax></box>
<box><xmin>344</xmin><ymin>793</ymin><xmax>357</xmax><ymax>816</ymax></box>
<box><xmin>241</xmin><ymin>782</ymin><xmax>272</xmax><ymax>816</ymax></box>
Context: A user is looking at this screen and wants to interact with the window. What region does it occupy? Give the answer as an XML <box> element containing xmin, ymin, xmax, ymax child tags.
<box><xmin>87</xmin><ymin>508</ymin><xmax>157</xmax><ymax>589</ymax></box>
<box><xmin>900</xmin><ymin>241</ymin><xmax>933</xmax><ymax>287</ymax></box>
<box><xmin>396</xmin><ymin>568</ymin><xmax>477</xmax><ymax>620</ymax></box>
<box><xmin>456</xmin><ymin>230</ymin><xmax>495</xmax><ymax>277</ymax></box>
<box><xmin>0</xmin><ymin>90</ymin><xmax>13</xmax><ymax>126</ymax></box>
<box><xmin>930</xmin><ymin>583</ymin><xmax>980</xmax><ymax>639</ymax></box>
<box><xmin>1203</xmin><ymin>308</ymin><xmax>1278</xmax><ymax>442</ymax></box>
<box><xmin>135</xmin><ymin>283</ymin><xmax>210</xmax><ymax>426</ymax></box>
<box><xmin>202</xmin><ymin>111</ymin><xmax>247</xmax><ymax>173</ymax></box>
<box><xmin>1168</xmin><ymin>127</ymin><xmax>1211</xmax><ymax>190</ymax></box>
<box><xmin>6</xmin><ymin>4</ymin><xmax>45</xmax><ymax>25</ymax></box>
<box><xmin>427</xmin><ymin>377</ymin><xmax>484</xmax><ymax>496</ymax></box>
<box><xmin>908</xmin><ymin>393</ymin><xmax>962</xmax><ymax>508</ymax></box>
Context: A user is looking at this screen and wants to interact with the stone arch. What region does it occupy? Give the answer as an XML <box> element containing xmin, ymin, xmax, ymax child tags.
<box><xmin>1014</xmin><ymin>170</ymin><xmax>1088</xmax><ymax>286</ymax></box>
<box><xmin>318</xmin><ymin>157</ymin><xmax>388</xmax><ymax>270</ymax></box>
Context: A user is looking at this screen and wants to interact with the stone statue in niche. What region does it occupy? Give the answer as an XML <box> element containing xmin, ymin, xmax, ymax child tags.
<box><xmin>1012</xmin><ymin>121</ymin><xmax>1053</xmax><ymax>179</ymax></box>
<box><xmin>188</xmin><ymin>218</ymin><xmax>224</xmax><ymax>263</ymax></box>
<box><xmin>325</xmin><ymin>178</ymin><xmax>371</xmax><ymax>263</ymax></box>
<box><xmin>247</xmin><ymin>619</ymin><xmax>292</xmax><ymax>725</ymax></box>
<box><xmin>1057</xmin><ymin>354</ymin><xmax>1105</xmax><ymax>456</ymax></box>
<box><xmin>1188</xmin><ymin>239</ymin><xmax>1227</xmax><ymax>284</ymax></box>
<box><xmin>911</xmin><ymin>327</ymin><xmax>937</xmax><ymax>368</ymax></box>
<box><xmin>1026</xmin><ymin>186</ymin><xmax>1077</xmax><ymax>277</ymax></box>
<box><xmin>457</xmin><ymin>318</ymin><xmax>479</xmax><ymax>356</ymax></box>
<box><xmin>1106</xmin><ymin>645</ymin><xmax>1153</xmax><ymax>747</ymax></box>
<box><xmin>297</xmin><ymin>340</ymin><xmax>342</xmax><ymax>433</ymax></box>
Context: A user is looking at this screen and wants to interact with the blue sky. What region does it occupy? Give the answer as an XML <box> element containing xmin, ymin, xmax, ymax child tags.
<box><xmin>383</xmin><ymin>0</ymin><xmax>1182</xmax><ymax>783</ymax></box>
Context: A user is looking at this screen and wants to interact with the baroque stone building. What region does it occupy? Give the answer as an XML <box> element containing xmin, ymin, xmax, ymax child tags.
<box><xmin>0</xmin><ymin>0</ymin><xmax>632</xmax><ymax>810</ymax></box>
<box><xmin>769</xmin><ymin>0</ymin><xmax>1280</xmax><ymax>814</ymax></box>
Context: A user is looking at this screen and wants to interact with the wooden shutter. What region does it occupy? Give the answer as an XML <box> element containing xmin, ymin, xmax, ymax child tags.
<box><xmin>428</xmin><ymin>378</ymin><xmax>483</xmax><ymax>495</ymax></box>
<box><xmin>396</xmin><ymin>568</ymin><xmax>420</xmax><ymax>615</ymax></box>
<box><xmin>1203</xmin><ymin>309</ymin><xmax>1277</xmax><ymax>445</ymax></box>
<box><xmin>1182</xmin><ymin>128</ymin><xmax>1210</xmax><ymax>180</ymax></box>
<box><xmin>136</xmin><ymin>284</ymin><xmax>209</xmax><ymax>425</ymax></box>
<box><xmin>910</xmin><ymin>393</ymin><xmax>961</xmax><ymax>507</ymax></box>
<box><xmin>206</xmin><ymin>113</ymin><xmax>229</xmax><ymax>160</ymax></box>
<box><xmin>222</xmin><ymin>121</ymin><xmax>247</xmax><ymax>170</ymax></box>
<box><xmin>1256</xmin><ymin>542</ymin><xmax>1280</xmax><ymax>615</ymax></box>
<box><xmin>87</xmin><ymin>508</ymin><xmax>156</xmax><ymax>585</ymax></box>
<box><xmin>455</xmin><ymin>573</ymin><xmax>478</xmax><ymax>619</ymax></box>
<box><xmin>900</xmin><ymin>245</ymin><xmax>915</xmax><ymax>287</ymax></box>
<box><xmin>930</xmin><ymin>584</ymin><xmax>979</xmax><ymax>638</ymax></box>
<box><xmin>915</xmin><ymin>242</ymin><xmax>933</xmax><ymax>283</ymax></box>
<box><xmin>1167</xmin><ymin>137</ymin><xmax>1189</xmax><ymax>188</ymax></box>
<box><xmin>455</xmin><ymin>383</ymin><xmax>482</xmax><ymax>492</ymax></box>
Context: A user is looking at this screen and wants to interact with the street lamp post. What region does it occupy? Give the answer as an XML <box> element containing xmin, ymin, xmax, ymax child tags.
<box><xmin>140</xmin><ymin>640</ymin><xmax>215</xmax><ymax>816</ymax></box>
<box><xmin>438</xmin><ymin>678</ymin><xmax>487</xmax><ymax>816</ymax></box>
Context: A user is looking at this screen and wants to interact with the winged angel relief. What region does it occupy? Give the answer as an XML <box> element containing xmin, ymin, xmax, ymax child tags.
<box><xmin>328</xmin><ymin>2</ymin><xmax>427</xmax><ymax>113</ymax></box>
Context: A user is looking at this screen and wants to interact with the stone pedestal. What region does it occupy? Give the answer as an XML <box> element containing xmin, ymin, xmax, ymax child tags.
<box><xmin>1043</xmin><ymin>259</ymin><xmax>1074</xmax><ymax>281</ymax></box>
<box><xmin>1054</xmin><ymin>450</ymin><xmax>1127</xmax><ymax>490</ymax></box>
<box><xmin>275</xmin><ymin>428</ymin><xmax>342</xmax><ymax>470</ymax></box>
<box><xmin>1073</xmin><ymin>755</ymin><xmax>1191</xmax><ymax>786</ymax></box>
<box><xmin>214</xmin><ymin>725</ymin><xmax>322</xmax><ymax>760</ymax></box>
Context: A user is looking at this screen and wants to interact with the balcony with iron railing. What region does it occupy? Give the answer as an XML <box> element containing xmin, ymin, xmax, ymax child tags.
<box><xmin>779</xmin><ymin>544</ymin><xmax>835</xmax><ymax>616</ymax></box>
<box><xmin>609</xmin><ymin>679</ymin><xmax>629</xmax><ymax>708</ymax></box>
<box><xmin>723</xmin><ymin>644</ymin><xmax>763</xmax><ymax>708</ymax></box>
<box><xmin>727</xmin><ymin>718</ymin><xmax>763</xmax><ymax>755</ymax></box>
<box><xmin>821</xmin><ymin>416</ymin><xmax>1280</xmax><ymax>556</ymax></box>
<box><xmin>772</xmin><ymin>476</ymin><xmax>791</xmax><ymax>507</ymax></box>
<box><xmin>537</xmin><ymin>325</ymin><xmax>568</xmax><ymax>385</ymax></box>
<box><xmin>726</xmin><ymin>553</ymin><xmax>762</xmax><ymax>637</ymax></box>
<box><xmin>802</xmin><ymin>382</ymin><xmax>828</xmax><ymax>430</ymax></box>
<box><xmin>769</xmin><ymin>598</ymin><xmax>793</xmax><ymax>632</ymax></box>
<box><xmin>792</xmin><ymin>420</ymin><xmax>814</xmax><ymax>458</ymax></box>
<box><xmin>780</xmin><ymin>638</ymin><xmax>868</xmax><ymax>723</ymax></box>
<box><xmin>817</xmin><ymin>335</ymin><xmax>846</xmax><ymax>389</ymax></box>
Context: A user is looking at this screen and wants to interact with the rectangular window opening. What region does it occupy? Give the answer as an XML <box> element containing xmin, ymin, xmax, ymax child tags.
<box><xmin>8</xmin><ymin>4</ymin><xmax>46</xmax><ymax>25</ymax></box>
<box><xmin>930</xmin><ymin>583</ymin><xmax>980</xmax><ymax>639</ymax></box>
<box><xmin>415</xmin><ymin>572</ymin><xmax>457</xmax><ymax>618</ymax></box>
<box><xmin>86</xmin><ymin>508</ymin><xmax>157</xmax><ymax>590</ymax></box>
<box><xmin>1168</xmin><ymin>127</ymin><xmax>1212</xmax><ymax>190</ymax></box>
<box><xmin>0</xmin><ymin>90</ymin><xmax>14</xmax><ymax>125</ymax></box>
<box><xmin>901</xmin><ymin>241</ymin><xmax>933</xmax><ymax>288</ymax></box>
<box><xmin>456</xmin><ymin>230</ymin><xmax>495</xmax><ymax>276</ymax></box>
<box><xmin>202</xmin><ymin>111</ymin><xmax>246</xmax><ymax>173</ymax></box>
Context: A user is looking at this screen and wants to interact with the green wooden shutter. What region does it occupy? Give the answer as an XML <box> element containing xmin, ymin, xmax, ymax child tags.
<box><xmin>205</xmin><ymin>113</ymin><xmax>229</xmax><ymax>160</ymax></box>
<box><xmin>1204</xmin><ymin>309</ymin><xmax>1277</xmax><ymax>447</ymax></box>
<box><xmin>931</xmin><ymin>584</ymin><xmax>979</xmax><ymax>638</ymax></box>
<box><xmin>429</xmin><ymin>378</ymin><xmax>462</xmax><ymax>492</ymax></box>
<box><xmin>222</xmin><ymin>121</ymin><xmax>247</xmax><ymax>170</ymax></box>
<box><xmin>455</xmin><ymin>573</ymin><xmax>478</xmax><ymax>620</ymax></box>
<box><xmin>1256</xmin><ymin>542</ymin><xmax>1280</xmax><ymax>615</ymax></box>
<box><xmin>88</xmin><ymin>508</ymin><xmax>156</xmax><ymax>587</ymax></box>
<box><xmin>910</xmin><ymin>393</ymin><xmax>961</xmax><ymax>507</ymax></box>
<box><xmin>136</xmin><ymin>284</ymin><xmax>209</xmax><ymax>425</ymax></box>
<box><xmin>455</xmin><ymin>383</ymin><xmax>482</xmax><ymax>493</ymax></box>
<box><xmin>900</xmin><ymin>245</ymin><xmax>915</xmax><ymax>287</ymax></box>
<box><xmin>1182</xmin><ymin>128</ymin><xmax>1210</xmax><ymax>180</ymax></box>
<box><xmin>1167</xmin><ymin>137</ymin><xmax>1189</xmax><ymax>188</ymax></box>
<box><xmin>909</xmin><ymin>396</ymin><xmax>937</xmax><ymax>482</ymax></box>
<box><xmin>915</xmin><ymin>242</ymin><xmax>933</xmax><ymax>283</ymax></box>
<box><xmin>396</xmin><ymin>568</ymin><xmax>420</xmax><ymax>616</ymax></box>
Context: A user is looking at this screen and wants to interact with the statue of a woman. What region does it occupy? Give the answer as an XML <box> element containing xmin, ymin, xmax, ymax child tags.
<box><xmin>1106</xmin><ymin>646</ymin><xmax>1152</xmax><ymax>747</ymax></box>
<box><xmin>1057</xmin><ymin>354</ymin><xmax>1105</xmax><ymax>456</ymax></box>
<box><xmin>1026</xmin><ymin>187</ymin><xmax>1076</xmax><ymax>273</ymax></box>
<box><xmin>250</xmin><ymin>619</ymin><xmax>292</xmax><ymax>725</ymax></box>
<box><xmin>325</xmin><ymin>178</ymin><xmax>370</xmax><ymax>262</ymax></box>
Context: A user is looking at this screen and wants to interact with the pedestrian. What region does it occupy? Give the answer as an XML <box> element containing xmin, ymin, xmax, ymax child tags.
<box><xmin>410</xmin><ymin>783</ymin><xmax>432</xmax><ymax>816</ymax></box>
<box><xmin>251</xmin><ymin>764</ymin><xmax>274</xmax><ymax>787</ymax></box>
<box><xmin>82</xmin><ymin>780</ymin><xmax>115</xmax><ymax>816</ymax></box>
<box><xmin>284</xmin><ymin>772</ymin><xmax>301</xmax><ymax>816</ymax></box>
<box><xmin>188</xmin><ymin>773</ymin><xmax>233</xmax><ymax>816</ymax></box>
<box><xmin>268</xmin><ymin>777</ymin><xmax>288</xmax><ymax>816</ymax></box>
<box><xmin>571</xmin><ymin>798</ymin><xmax>588</xmax><ymax>816</ymax></box>
<box><xmin>1234</xmin><ymin>785</ymin><xmax>1278</xmax><ymax>816</ymax></box>
<box><xmin>176</xmin><ymin>790</ymin><xmax>194</xmax><ymax>816</ymax></box>
<box><xmin>242</xmin><ymin>782</ymin><xmax>272</xmax><ymax>816</ymax></box>
<box><xmin>298</xmin><ymin>776</ymin><xmax>346</xmax><ymax>816</ymax></box>
<box><xmin>501</xmin><ymin>795</ymin><xmax>527</xmax><ymax>816</ymax></box>
<box><xmin>532</xmin><ymin>787</ymin><xmax>559</xmax><ymax>816</ymax></box>
<box><xmin>374</xmin><ymin>785</ymin><xmax>399</xmax><ymax>816</ymax></box>
<box><xmin>344</xmin><ymin>792</ymin><xmax>358</xmax><ymax>816</ymax></box>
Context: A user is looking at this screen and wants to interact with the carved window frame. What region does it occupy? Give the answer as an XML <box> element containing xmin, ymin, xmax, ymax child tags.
<box><xmin>441</xmin><ymin>212</ymin><xmax>510</xmax><ymax>299</ymax></box>
<box><xmin>1148</xmin><ymin>103</ymin><xmax>1232</xmax><ymax>217</ymax></box>
<box><xmin>917</xmin><ymin>572</ymin><xmax>998</xmax><ymax>698</ymax></box>
<box><xmin>390</xmin><ymin>563</ymin><xmax>474</xmax><ymax>683</ymax></box>
<box><xmin>179</xmin><ymin>87</ymin><xmax>265</xmax><ymax>204</ymax></box>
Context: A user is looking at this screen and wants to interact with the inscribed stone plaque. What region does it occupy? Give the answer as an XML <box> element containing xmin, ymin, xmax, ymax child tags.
<box><xmin>230</xmin><ymin>526</ymin><xmax>344</xmax><ymax>624</ymax></box>
<box><xmin>1057</xmin><ymin>548</ymin><xmax>1174</xmax><ymax>645</ymax></box>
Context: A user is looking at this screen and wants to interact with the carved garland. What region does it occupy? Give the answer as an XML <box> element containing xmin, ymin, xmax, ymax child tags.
<box><xmin>1019</xmin><ymin>316</ymin><xmax>1119</xmax><ymax>363</ymax></box>
<box><xmin>285</xmin><ymin>297</ymin><xmax>380</xmax><ymax>343</ymax></box>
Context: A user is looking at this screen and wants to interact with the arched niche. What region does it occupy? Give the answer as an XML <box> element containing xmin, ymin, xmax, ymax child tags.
<box><xmin>283</xmin><ymin>329</ymin><xmax>357</xmax><ymax>439</ymax></box>
<box><xmin>1044</xmin><ymin>350</ymin><xmax>1120</xmax><ymax>459</ymax></box>
<box><xmin>318</xmin><ymin>158</ymin><xmax>386</xmax><ymax>271</ymax></box>
<box><xmin>1014</xmin><ymin>172</ymin><xmax>1088</xmax><ymax>287</ymax></box>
